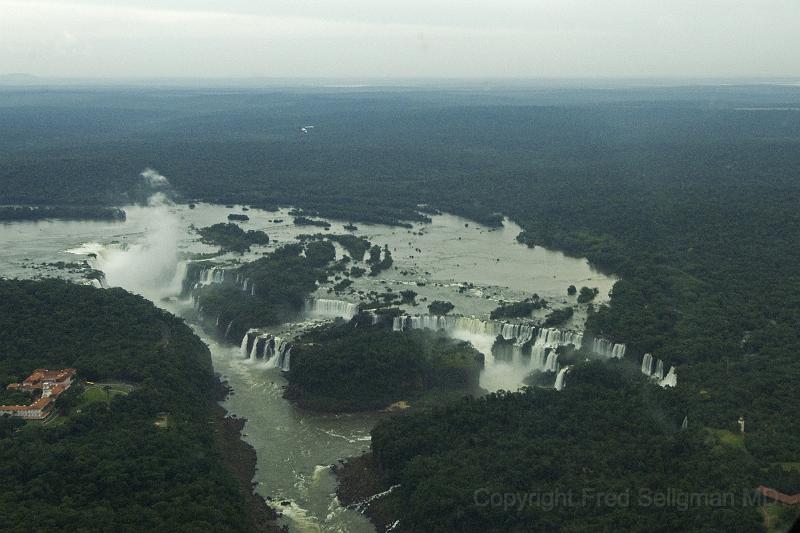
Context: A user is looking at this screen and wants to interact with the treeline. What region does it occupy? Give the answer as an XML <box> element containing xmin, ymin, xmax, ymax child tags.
<box><xmin>0</xmin><ymin>206</ymin><xmax>126</xmax><ymax>221</ymax></box>
<box><xmin>490</xmin><ymin>298</ymin><xmax>545</xmax><ymax>320</ymax></box>
<box><xmin>0</xmin><ymin>279</ymin><xmax>274</xmax><ymax>532</ymax></box>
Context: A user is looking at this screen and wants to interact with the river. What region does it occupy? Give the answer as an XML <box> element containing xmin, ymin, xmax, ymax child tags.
<box><xmin>0</xmin><ymin>201</ymin><xmax>616</xmax><ymax>532</ymax></box>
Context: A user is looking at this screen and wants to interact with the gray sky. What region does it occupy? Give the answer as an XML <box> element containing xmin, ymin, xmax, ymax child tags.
<box><xmin>1</xmin><ymin>0</ymin><xmax>798</xmax><ymax>79</ymax></box>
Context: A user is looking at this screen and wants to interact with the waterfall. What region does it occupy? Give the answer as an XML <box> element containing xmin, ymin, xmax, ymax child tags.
<box><xmin>641</xmin><ymin>353</ymin><xmax>654</xmax><ymax>376</ymax></box>
<box><xmin>530</xmin><ymin>347</ymin><xmax>547</xmax><ymax>370</ymax></box>
<box><xmin>304</xmin><ymin>298</ymin><xmax>359</xmax><ymax>320</ymax></box>
<box><xmin>397</xmin><ymin>314</ymin><xmax>586</xmax><ymax>377</ymax></box>
<box><xmin>654</xmin><ymin>359</ymin><xmax>665</xmax><ymax>380</ymax></box>
<box><xmin>659</xmin><ymin>366</ymin><xmax>677</xmax><ymax>388</ymax></box>
<box><xmin>592</xmin><ymin>337</ymin><xmax>626</xmax><ymax>359</ymax></box>
<box><xmin>235</xmin><ymin>332</ymin><xmax>294</xmax><ymax>368</ymax></box>
<box><xmin>90</xmin><ymin>273</ymin><xmax>108</xmax><ymax>289</ymax></box>
<box><xmin>264</xmin><ymin>336</ymin><xmax>276</xmax><ymax>358</ymax></box>
<box><xmin>198</xmin><ymin>266</ymin><xmax>226</xmax><ymax>286</ymax></box>
<box><xmin>543</xmin><ymin>350</ymin><xmax>559</xmax><ymax>373</ymax></box>
<box><xmin>642</xmin><ymin>353</ymin><xmax>668</xmax><ymax>381</ymax></box>
<box><xmin>394</xmin><ymin>314</ymin><xmax>581</xmax><ymax>348</ymax></box>
<box><xmin>281</xmin><ymin>349</ymin><xmax>291</xmax><ymax>372</ymax></box>
<box><xmin>262</xmin><ymin>337</ymin><xmax>293</xmax><ymax>371</ymax></box>
<box><xmin>554</xmin><ymin>366</ymin><xmax>570</xmax><ymax>391</ymax></box>
<box><xmin>249</xmin><ymin>335</ymin><xmax>260</xmax><ymax>360</ymax></box>
<box><xmin>250</xmin><ymin>283</ymin><xmax>256</xmax><ymax>296</ymax></box>
<box><xmin>240</xmin><ymin>332</ymin><xmax>249</xmax><ymax>355</ymax></box>
<box><xmin>224</xmin><ymin>321</ymin><xmax>233</xmax><ymax>338</ymax></box>
<box><xmin>274</xmin><ymin>340</ymin><xmax>292</xmax><ymax>371</ymax></box>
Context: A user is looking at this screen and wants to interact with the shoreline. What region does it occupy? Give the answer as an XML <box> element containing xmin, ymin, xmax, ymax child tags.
<box><xmin>334</xmin><ymin>453</ymin><xmax>400</xmax><ymax>532</ymax></box>
<box><xmin>212</xmin><ymin>377</ymin><xmax>285</xmax><ymax>533</ymax></box>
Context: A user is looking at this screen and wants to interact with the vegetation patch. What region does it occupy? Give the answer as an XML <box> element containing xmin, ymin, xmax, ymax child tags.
<box><xmin>197</xmin><ymin>222</ymin><xmax>269</xmax><ymax>253</ymax></box>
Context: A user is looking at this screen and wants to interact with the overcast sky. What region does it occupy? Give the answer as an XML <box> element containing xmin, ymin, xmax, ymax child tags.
<box><xmin>1</xmin><ymin>0</ymin><xmax>798</xmax><ymax>79</ymax></box>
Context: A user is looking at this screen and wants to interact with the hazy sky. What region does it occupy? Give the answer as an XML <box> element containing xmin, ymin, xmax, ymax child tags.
<box><xmin>1</xmin><ymin>0</ymin><xmax>798</xmax><ymax>79</ymax></box>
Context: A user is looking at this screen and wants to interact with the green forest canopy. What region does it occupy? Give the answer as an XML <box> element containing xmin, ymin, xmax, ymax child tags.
<box><xmin>0</xmin><ymin>279</ymin><xmax>266</xmax><ymax>532</ymax></box>
<box><xmin>3</xmin><ymin>85</ymin><xmax>800</xmax><ymax>531</ymax></box>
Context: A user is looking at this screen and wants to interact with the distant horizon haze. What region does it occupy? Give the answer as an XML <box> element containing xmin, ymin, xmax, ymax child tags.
<box><xmin>0</xmin><ymin>0</ymin><xmax>798</xmax><ymax>79</ymax></box>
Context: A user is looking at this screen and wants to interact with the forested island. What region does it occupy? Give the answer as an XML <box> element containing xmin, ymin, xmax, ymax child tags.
<box><xmin>293</xmin><ymin>216</ymin><xmax>331</xmax><ymax>229</ymax></box>
<box><xmin>285</xmin><ymin>322</ymin><xmax>484</xmax><ymax>412</ymax></box>
<box><xmin>197</xmin><ymin>222</ymin><xmax>269</xmax><ymax>253</ymax></box>
<box><xmin>0</xmin><ymin>279</ymin><xmax>279</xmax><ymax>532</ymax></box>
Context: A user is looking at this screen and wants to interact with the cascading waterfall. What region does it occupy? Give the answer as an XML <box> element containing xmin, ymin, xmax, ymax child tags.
<box><xmin>304</xmin><ymin>298</ymin><xmax>359</xmax><ymax>320</ymax></box>
<box><xmin>554</xmin><ymin>366</ymin><xmax>571</xmax><ymax>391</ymax></box>
<box><xmin>592</xmin><ymin>337</ymin><xmax>626</xmax><ymax>359</ymax></box>
<box><xmin>240</xmin><ymin>331</ymin><xmax>250</xmax><ymax>355</ymax></box>
<box><xmin>240</xmin><ymin>330</ymin><xmax>293</xmax><ymax>371</ymax></box>
<box><xmin>197</xmin><ymin>266</ymin><xmax>226</xmax><ymax>286</ymax></box>
<box><xmin>543</xmin><ymin>350</ymin><xmax>560</xmax><ymax>373</ymax></box>
<box><xmin>395</xmin><ymin>314</ymin><xmax>592</xmax><ymax>379</ymax></box>
<box><xmin>89</xmin><ymin>273</ymin><xmax>109</xmax><ymax>289</ymax></box>
<box><xmin>641</xmin><ymin>353</ymin><xmax>654</xmax><ymax>375</ymax></box>
<box><xmin>249</xmin><ymin>335</ymin><xmax>260</xmax><ymax>360</ymax></box>
<box><xmin>394</xmin><ymin>314</ymin><xmax>582</xmax><ymax>347</ymax></box>
<box><xmin>271</xmin><ymin>339</ymin><xmax>292</xmax><ymax>372</ymax></box>
<box><xmin>224</xmin><ymin>321</ymin><xmax>233</xmax><ymax>338</ymax></box>
<box><xmin>659</xmin><ymin>366</ymin><xmax>677</xmax><ymax>388</ymax></box>
<box><xmin>654</xmin><ymin>359</ymin><xmax>665</xmax><ymax>380</ymax></box>
<box><xmin>641</xmin><ymin>353</ymin><xmax>667</xmax><ymax>381</ymax></box>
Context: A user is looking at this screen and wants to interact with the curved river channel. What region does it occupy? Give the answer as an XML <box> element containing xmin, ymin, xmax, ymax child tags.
<box><xmin>0</xmin><ymin>202</ymin><xmax>615</xmax><ymax>532</ymax></box>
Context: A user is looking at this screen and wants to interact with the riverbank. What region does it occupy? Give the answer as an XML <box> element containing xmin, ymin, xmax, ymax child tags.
<box><xmin>212</xmin><ymin>378</ymin><xmax>285</xmax><ymax>533</ymax></box>
<box><xmin>334</xmin><ymin>453</ymin><xmax>400</xmax><ymax>532</ymax></box>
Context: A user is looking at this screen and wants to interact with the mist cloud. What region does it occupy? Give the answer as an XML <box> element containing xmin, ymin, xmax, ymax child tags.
<box><xmin>141</xmin><ymin>168</ymin><xmax>170</xmax><ymax>188</ymax></box>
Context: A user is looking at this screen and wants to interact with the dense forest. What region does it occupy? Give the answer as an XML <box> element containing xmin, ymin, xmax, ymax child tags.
<box><xmin>0</xmin><ymin>279</ymin><xmax>276</xmax><ymax>532</ymax></box>
<box><xmin>358</xmin><ymin>363</ymin><xmax>781</xmax><ymax>532</ymax></box>
<box><xmin>2</xmin><ymin>85</ymin><xmax>800</xmax><ymax>531</ymax></box>
<box><xmin>285</xmin><ymin>322</ymin><xmax>484</xmax><ymax>412</ymax></box>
